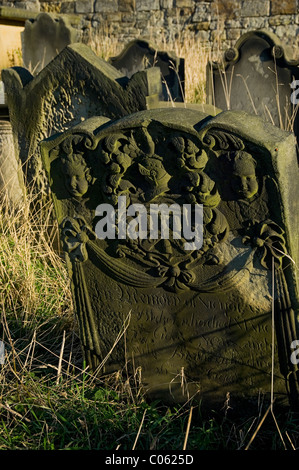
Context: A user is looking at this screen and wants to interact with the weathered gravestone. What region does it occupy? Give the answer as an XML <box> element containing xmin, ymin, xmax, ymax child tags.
<box><xmin>41</xmin><ymin>108</ymin><xmax>299</xmax><ymax>410</ymax></box>
<box><xmin>206</xmin><ymin>30</ymin><xmax>299</xmax><ymax>137</ymax></box>
<box><xmin>2</xmin><ymin>43</ymin><xmax>162</xmax><ymax>188</ymax></box>
<box><xmin>21</xmin><ymin>13</ymin><xmax>80</xmax><ymax>74</ymax></box>
<box><xmin>109</xmin><ymin>39</ymin><xmax>185</xmax><ymax>103</ymax></box>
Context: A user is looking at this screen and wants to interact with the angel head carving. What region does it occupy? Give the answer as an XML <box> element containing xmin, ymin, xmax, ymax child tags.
<box><xmin>227</xmin><ymin>150</ymin><xmax>258</xmax><ymax>200</ymax></box>
<box><xmin>61</xmin><ymin>152</ymin><xmax>92</xmax><ymax>198</ymax></box>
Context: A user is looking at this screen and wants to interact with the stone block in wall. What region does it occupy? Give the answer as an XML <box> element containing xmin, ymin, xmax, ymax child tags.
<box><xmin>95</xmin><ymin>0</ymin><xmax>118</xmax><ymax>12</ymax></box>
<box><xmin>192</xmin><ymin>2</ymin><xmax>211</xmax><ymax>22</ymax></box>
<box><xmin>75</xmin><ymin>0</ymin><xmax>93</xmax><ymax>13</ymax></box>
<box><xmin>209</xmin><ymin>20</ymin><xmax>220</xmax><ymax>30</ymax></box>
<box><xmin>210</xmin><ymin>29</ymin><xmax>226</xmax><ymax>42</ymax></box>
<box><xmin>121</xmin><ymin>12</ymin><xmax>137</xmax><ymax>22</ymax></box>
<box><xmin>61</xmin><ymin>1</ymin><xmax>75</xmax><ymax>13</ymax></box>
<box><xmin>247</xmin><ymin>17</ymin><xmax>267</xmax><ymax>28</ymax></box>
<box><xmin>226</xmin><ymin>28</ymin><xmax>241</xmax><ymax>40</ymax></box>
<box><xmin>118</xmin><ymin>0</ymin><xmax>135</xmax><ymax>12</ymax></box>
<box><xmin>136</xmin><ymin>0</ymin><xmax>159</xmax><ymax>11</ymax></box>
<box><xmin>274</xmin><ymin>23</ymin><xmax>299</xmax><ymax>38</ymax></box>
<box><xmin>211</xmin><ymin>0</ymin><xmax>241</xmax><ymax>19</ymax></box>
<box><xmin>105</xmin><ymin>11</ymin><xmax>123</xmax><ymax>22</ymax></box>
<box><xmin>269</xmin><ymin>15</ymin><xmax>284</xmax><ymax>26</ymax></box>
<box><xmin>271</xmin><ymin>0</ymin><xmax>296</xmax><ymax>15</ymax></box>
<box><xmin>225</xmin><ymin>19</ymin><xmax>241</xmax><ymax>28</ymax></box>
<box><xmin>160</xmin><ymin>0</ymin><xmax>173</xmax><ymax>8</ymax></box>
<box><xmin>240</xmin><ymin>0</ymin><xmax>270</xmax><ymax>17</ymax></box>
<box><xmin>40</xmin><ymin>1</ymin><xmax>62</xmax><ymax>13</ymax></box>
<box><xmin>174</xmin><ymin>0</ymin><xmax>194</xmax><ymax>7</ymax></box>
<box><xmin>195</xmin><ymin>21</ymin><xmax>210</xmax><ymax>30</ymax></box>
<box><xmin>15</xmin><ymin>1</ymin><xmax>40</xmax><ymax>10</ymax></box>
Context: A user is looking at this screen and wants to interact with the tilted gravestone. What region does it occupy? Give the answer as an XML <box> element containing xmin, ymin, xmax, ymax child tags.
<box><xmin>109</xmin><ymin>39</ymin><xmax>185</xmax><ymax>103</ymax></box>
<box><xmin>41</xmin><ymin>107</ymin><xmax>299</xmax><ymax>410</ymax></box>
<box><xmin>21</xmin><ymin>13</ymin><xmax>80</xmax><ymax>74</ymax></box>
<box><xmin>206</xmin><ymin>30</ymin><xmax>299</xmax><ymax>137</ymax></box>
<box><xmin>2</xmin><ymin>43</ymin><xmax>162</xmax><ymax>188</ymax></box>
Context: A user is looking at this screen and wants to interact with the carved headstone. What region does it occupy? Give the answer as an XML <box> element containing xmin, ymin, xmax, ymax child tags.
<box><xmin>21</xmin><ymin>13</ymin><xmax>80</xmax><ymax>74</ymax></box>
<box><xmin>41</xmin><ymin>108</ymin><xmax>299</xmax><ymax>410</ymax></box>
<box><xmin>2</xmin><ymin>43</ymin><xmax>162</xmax><ymax>187</ymax></box>
<box><xmin>206</xmin><ymin>30</ymin><xmax>299</xmax><ymax>137</ymax></box>
<box><xmin>109</xmin><ymin>39</ymin><xmax>185</xmax><ymax>102</ymax></box>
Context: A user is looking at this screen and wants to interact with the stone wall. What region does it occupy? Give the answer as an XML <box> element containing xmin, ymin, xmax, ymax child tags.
<box><xmin>0</xmin><ymin>0</ymin><xmax>299</xmax><ymax>51</ymax></box>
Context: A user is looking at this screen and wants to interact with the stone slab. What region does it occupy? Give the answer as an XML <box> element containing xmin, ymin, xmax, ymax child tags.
<box><xmin>41</xmin><ymin>107</ymin><xmax>299</xmax><ymax>410</ymax></box>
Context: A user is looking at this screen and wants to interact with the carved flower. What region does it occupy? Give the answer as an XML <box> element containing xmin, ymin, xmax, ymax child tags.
<box><xmin>170</xmin><ymin>136</ymin><xmax>208</xmax><ymax>171</ymax></box>
<box><xmin>158</xmin><ymin>264</ymin><xmax>195</xmax><ymax>292</ymax></box>
<box><xmin>242</xmin><ymin>220</ymin><xmax>287</xmax><ymax>269</ymax></box>
<box><xmin>60</xmin><ymin>217</ymin><xmax>92</xmax><ymax>262</ymax></box>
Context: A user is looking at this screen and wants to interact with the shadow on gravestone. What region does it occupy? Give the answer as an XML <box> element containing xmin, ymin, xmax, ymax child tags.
<box><xmin>109</xmin><ymin>39</ymin><xmax>185</xmax><ymax>103</ymax></box>
<box><xmin>21</xmin><ymin>12</ymin><xmax>80</xmax><ymax>75</ymax></box>
<box><xmin>41</xmin><ymin>107</ymin><xmax>299</xmax><ymax>411</ymax></box>
<box><xmin>1</xmin><ymin>43</ymin><xmax>162</xmax><ymax>190</ymax></box>
<box><xmin>206</xmin><ymin>30</ymin><xmax>299</xmax><ymax>148</ymax></box>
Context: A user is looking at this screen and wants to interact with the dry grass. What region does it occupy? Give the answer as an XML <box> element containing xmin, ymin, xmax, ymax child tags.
<box><xmin>0</xmin><ymin>183</ymin><xmax>74</xmax><ymax>335</ymax></box>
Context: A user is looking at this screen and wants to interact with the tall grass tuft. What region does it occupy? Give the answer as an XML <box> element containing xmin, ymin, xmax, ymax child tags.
<box><xmin>0</xmin><ymin>187</ymin><xmax>73</xmax><ymax>334</ymax></box>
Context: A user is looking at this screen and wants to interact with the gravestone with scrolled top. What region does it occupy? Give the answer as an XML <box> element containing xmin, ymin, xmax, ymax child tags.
<box><xmin>41</xmin><ymin>107</ymin><xmax>299</xmax><ymax>410</ymax></box>
<box><xmin>206</xmin><ymin>30</ymin><xmax>299</xmax><ymax>138</ymax></box>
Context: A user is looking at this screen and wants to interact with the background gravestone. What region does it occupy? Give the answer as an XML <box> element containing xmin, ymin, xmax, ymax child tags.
<box><xmin>206</xmin><ymin>30</ymin><xmax>299</xmax><ymax>141</ymax></box>
<box><xmin>109</xmin><ymin>39</ymin><xmax>185</xmax><ymax>103</ymax></box>
<box><xmin>41</xmin><ymin>107</ymin><xmax>299</xmax><ymax>411</ymax></box>
<box><xmin>22</xmin><ymin>12</ymin><xmax>80</xmax><ymax>74</ymax></box>
<box><xmin>2</xmin><ymin>43</ymin><xmax>162</xmax><ymax>189</ymax></box>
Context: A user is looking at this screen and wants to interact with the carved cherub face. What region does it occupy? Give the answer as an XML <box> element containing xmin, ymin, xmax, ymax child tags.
<box><xmin>62</xmin><ymin>153</ymin><xmax>91</xmax><ymax>198</ymax></box>
<box><xmin>230</xmin><ymin>151</ymin><xmax>258</xmax><ymax>200</ymax></box>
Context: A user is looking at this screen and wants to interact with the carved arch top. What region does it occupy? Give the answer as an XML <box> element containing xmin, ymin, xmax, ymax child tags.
<box><xmin>41</xmin><ymin>108</ymin><xmax>299</xmax><ymax>296</ymax></box>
